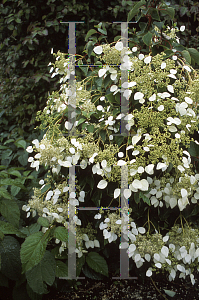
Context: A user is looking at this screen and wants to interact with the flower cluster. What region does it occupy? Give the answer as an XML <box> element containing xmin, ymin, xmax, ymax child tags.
<box><xmin>25</xmin><ymin>39</ymin><xmax>199</xmax><ymax>284</ymax></box>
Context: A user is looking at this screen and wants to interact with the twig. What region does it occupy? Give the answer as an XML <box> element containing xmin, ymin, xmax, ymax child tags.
<box><xmin>150</xmin><ymin>278</ymin><xmax>168</xmax><ymax>300</ymax></box>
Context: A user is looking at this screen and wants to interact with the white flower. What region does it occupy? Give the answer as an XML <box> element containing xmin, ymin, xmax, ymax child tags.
<box><xmin>167</xmin><ymin>85</ymin><xmax>174</xmax><ymax>93</ymax></box>
<box><xmin>185</xmin><ymin>97</ymin><xmax>193</xmax><ymax>104</ymax></box>
<box><xmin>97</xmin><ymin>180</ymin><xmax>108</xmax><ymax>189</ymax></box>
<box><xmin>158</xmin><ymin>105</ymin><xmax>164</xmax><ymax>111</ymax></box>
<box><xmin>123</xmin><ymin>189</ymin><xmax>132</xmax><ymax>199</ymax></box>
<box><xmin>98</xmin><ymin>68</ymin><xmax>107</xmax><ymax>77</ymax></box>
<box><xmin>65</xmin><ymin>121</ymin><xmax>73</xmax><ymax>130</ymax></box>
<box><xmin>132</xmin><ymin>46</ymin><xmax>137</xmax><ymax>52</ymax></box>
<box><xmin>145</xmin><ymin>164</ymin><xmax>154</xmax><ymax>175</ymax></box>
<box><xmin>180</xmin><ymin>25</ymin><xmax>185</xmax><ymax>32</ymax></box>
<box><xmin>161</xmin><ymin>62</ymin><xmax>166</xmax><ymax>69</ymax></box>
<box><xmin>115</xmin><ymin>41</ymin><xmax>123</xmax><ymax>51</ymax></box>
<box><xmin>117</xmin><ymin>160</ymin><xmax>126</xmax><ymax>166</ymax></box>
<box><xmin>138</xmin><ymin>227</ymin><xmax>145</xmax><ymax>234</ymax></box>
<box><xmin>146</xmin><ymin>269</ymin><xmax>152</xmax><ymax>277</ymax></box>
<box><xmin>149</xmin><ymin>94</ymin><xmax>156</xmax><ymax>101</ymax></box>
<box><xmin>26</xmin><ymin>146</ymin><xmax>33</xmax><ymax>153</ymax></box>
<box><xmin>134</xmin><ymin>92</ymin><xmax>144</xmax><ymax>100</ymax></box>
<box><xmin>132</xmin><ymin>135</ymin><xmax>141</xmax><ymax>145</ymax></box>
<box><xmin>93</xmin><ymin>45</ymin><xmax>103</xmax><ymax>54</ymax></box>
<box><xmin>114</xmin><ymin>188</ymin><xmax>120</xmax><ymax>198</ymax></box>
<box><xmin>172</xmin><ymin>55</ymin><xmax>178</xmax><ymax>60</ymax></box>
<box><xmin>144</xmin><ymin>56</ymin><xmax>151</xmax><ymax>64</ymax></box>
<box><xmin>138</xmin><ymin>54</ymin><xmax>144</xmax><ymax>60</ymax></box>
<box><xmin>161</xmin><ymin>246</ymin><xmax>169</xmax><ymax>257</ymax></box>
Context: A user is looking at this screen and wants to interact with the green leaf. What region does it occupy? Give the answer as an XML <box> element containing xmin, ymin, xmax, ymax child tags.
<box><xmin>134</xmin><ymin>192</ymin><xmax>140</xmax><ymax>204</ymax></box>
<box><xmin>0</xmin><ymin>236</ymin><xmax>21</xmax><ymax>281</ymax></box>
<box><xmin>54</xmin><ymin>226</ymin><xmax>68</xmax><ymax>242</ymax></box>
<box><xmin>127</xmin><ymin>0</ymin><xmax>146</xmax><ymax>22</ymax></box>
<box><xmin>98</xmin><ymin>28</ymin><xmax>107</xmax><ymax>35</ymax></box>
<box><xmin>7</xmin><ymin>169</ymin><xmax>22</xmax><ymax>177</ymax></box>
<box><xmin>55</xmin><ymin>260</ymin><xmax>68</xmax><ymax>277</ymax></box>
<box><xmin>26</xmin><ymin>283</ymin><xmax>43</xmax><ymax>300</ymax></box>
<box><xmin>76</xmin><ymin>255</ymin><xmax>85</xmax><ymax>277</ymax></box>
<box><xmin>37</xmin><ymin>217</ymin><xmax>49</xmax><ymax>228</ymax></box>
<box><xmin>153</xmin><ymin>21</ymin><xmax>164</xmax><ymax>30</ymax></box>
<box><xmin>161</xmin><ymin>7</ymin><xmax>175</xmax><ymax>19</ymax></box>
<box><xmin>182</xmin><ymin>50</ymin><xmax>191</xmax><ymax>64</ymax></box>
<box><xmin>11</xmin><ymin>185</ymin><xmax>21</xmax><ymax>196</ymax></box>
<box><xmin>20</xmin><ymin>223</ymin><xmax>41</xmax><ymax>237</ymax></box>
<box><xmin>0</xmin><ymin>187</ymin><xmax>12</xmax><ymax>199</ymax></box>
<box><xmin>40</xmin><ymin>184</ymin><xmax>51</xmax><ymax>194</ymax></box>
<box><xmin>99</xmin><ymin>130</ymin><xmax>106</xmax><ymax>143</ymax></box>
<box><xmin>85</xmin><ymin>29</ymin><xmax>97</xmax><ymax>41</ymax></box>
<box><xmin>0</xmin><ymin>199</ymin><xmax>20</xmax><ymax>227</ymax></box>
<box><xmin>163</xmin><ymin>289</ymin><xmax>176</xmax><ymax>297</ymax></box>
<box><xmin>26</xmin><ymin>251</ymin><xmax>56</xmax><ymax>294</ymax></box>
<box><xmin>187</xmin><ymin>48</ymin><xmax>199</xmax><ymax>64</ymax></box>
<box><xmin>15</xmin><ymin>140</ymin><xmax>26</xmax><ymax>149</ymax></box>
<box><xmin>0</xmin><ymin>220</ymin><xmax>23</xmax><ymax>236</ymax></box>
<box><xmin>77</xmin><ymin>117</ymin><xmax>86</xmax><ymax>126</ymax></box>
<box><xmin>87</xmin><ymin>125</ymin><xmax>94</xmax><ymax>133</ymax></box>
<box><xmin>139</xmin><ymin>192</ymin><xmax>150</xmax><ymax>206</ymax></box>
<box><xmin>86</xmin><ymin>252</ymin><xmax>108</xmax><ymax>277</ymax></box>
<box><xmin>150</xmin><ymin>8</ymin><xmax>160</xmax><ymax>21</ymax></box>
<box><xmin>142</xmin><ymin>31</ymin><xmax>153</xmax><ymax>46</ymax></box>
<box><xmin>20</xmin><ymin>232</ymin><xmax>48</xmax><ymax>272</ymax></box>
<box><xmin>188</xmin><ymin>141</ymin><xmax>199</xmax><ymax>157</ymax></box>
<box><xmin>106</xmin><ymin>93</ymin><xmax>115</xmax><ymax>104</ymax></box>
<box><xmin>18</xmin><ymin>152</ymin><xmax>28</xmax><ymax>166</ymax></box>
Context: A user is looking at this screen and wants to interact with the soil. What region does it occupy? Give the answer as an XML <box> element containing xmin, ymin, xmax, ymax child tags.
<box><xmin>43</xmin><ymin>275</ymin><xmax>199</xmax><ymax>300</ymax></box>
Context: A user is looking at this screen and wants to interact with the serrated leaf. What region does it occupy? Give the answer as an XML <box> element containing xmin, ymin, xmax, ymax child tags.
<box><xmin>0</xmin><ymin>199</ymin><xmax>20</xmax><ymax>227</ymax></box>
<box><xmin>86</xmin><ymin>252</ymin><xmax>108</xmax><ymax>277</ymax></box>
<box><xmin>182</xmin><ymin>50</ymin><xmax>191</xmax><ymax>64</ymax></box>
<box><xmin>26</xmin><ymin>251</ymin><xmax>56</xmax><ymax>294</ymax></box>
<box><xmin>37</xmin><ymin>217</ymin><xmax>49</xmax><ymax>228</ymax></box>
<box><xmin>127</xmin><ymin>0</ymin><xmax>146</xmax><ymax>22</ymax></box>
<box><xmin>85</xmin><ymin>29</ymin><xmax>97</xmax><ymax>41</ymax></box>
<box><xmin>54</xmin><ymin>226</ymin><xmax>68</xmax><ymax>242</ymax></box>
<box><xmin>0</xmin><ymin>220</ymin><xmax>23</xmax><ymax>236</ymax></box>
<box><xmin>20</xmin><ymin>232</ymin><xmax>48</xmax><ymax>272</ymax></box>
<box><xmin>163</xmin><ymin>289</ymin><xmax>176</xmax><ymax>297</ymax></box>
<box><xmin>20</xmin><ymin>223</ymin><xmax>41</xmax><ymax>237</ymax></box>
<box><xmin>0</xmin><ymin>236</ymin><xmax>21</xmax><ymax>280</ymax></box>
<box><xmin>142</xmin><ymin>31</ymin><xmax>153</xmax><ymax>46</ymax></box>
<box><xmin>55</xmin><ymin>260</ymin><xmax>68</xmax><ymax>277</ymax></box>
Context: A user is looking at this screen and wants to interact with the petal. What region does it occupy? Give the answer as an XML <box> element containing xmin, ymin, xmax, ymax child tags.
<box><xmin>97</xmin><ymin>180</ymin><xmax>108</xmax><ymax>189</ymax></box>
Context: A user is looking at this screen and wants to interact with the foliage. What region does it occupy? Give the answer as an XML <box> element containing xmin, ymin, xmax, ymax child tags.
<box><xmin>1</xmin><ymin>1</ymin><xmax>199</xmax><ymax>299</ymax></box>
<box><xmin>23</xmin><ymin>22</ymin><xmax>199</xmax><ymax>297</ymax></box>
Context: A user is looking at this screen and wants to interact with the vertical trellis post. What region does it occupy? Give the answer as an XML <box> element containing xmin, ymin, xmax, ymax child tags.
<box><xmin>59</xmin><ymin>21</ymin><xmax>137</xmax><ymax>280</ymax></box>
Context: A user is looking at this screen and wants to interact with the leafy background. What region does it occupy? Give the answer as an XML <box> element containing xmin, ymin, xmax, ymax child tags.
<box><xmin>0</xmin><ymin>0</ymin><xmax>199</xmax><ymax>299</ymax></box>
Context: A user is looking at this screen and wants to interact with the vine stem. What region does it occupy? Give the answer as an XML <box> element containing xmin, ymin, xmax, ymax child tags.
<box><xmin>150</xmin><ymin>278</ymin><xmax>168</xmax><ymax>300</ymax></box>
